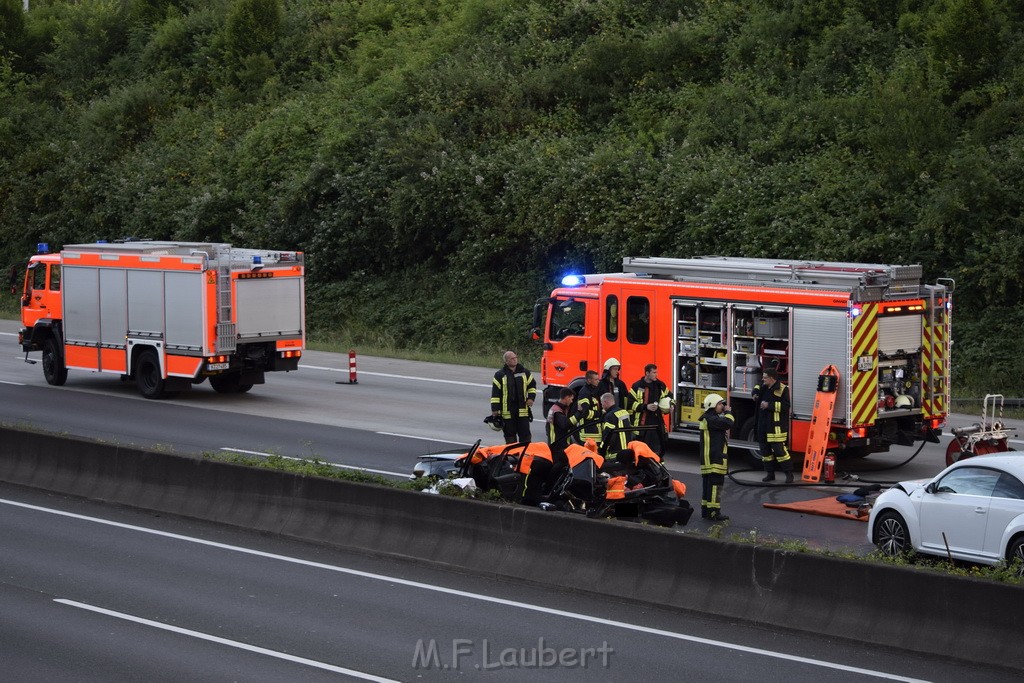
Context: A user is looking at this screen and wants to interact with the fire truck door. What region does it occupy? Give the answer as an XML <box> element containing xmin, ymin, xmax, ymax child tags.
<box><xmin>622</xmin><ymin>293</ymin><xmax>655</xmax><ymax>384</ymax></box>
<box><xmin>22</xmin><ymin>261</ymin><xmax>59</xmax><ymax>329</ymax></box>
<box><xmin>545</xmin><ymin>296</ymin><xmax>592</xmax><ymax>383</ymax></box>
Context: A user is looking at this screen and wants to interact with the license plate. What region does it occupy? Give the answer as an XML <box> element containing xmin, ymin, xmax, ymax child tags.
<box><xmin>207</xmin><ymin>362</ymin><xmax>229</xmax><ymax>371</ymax></box>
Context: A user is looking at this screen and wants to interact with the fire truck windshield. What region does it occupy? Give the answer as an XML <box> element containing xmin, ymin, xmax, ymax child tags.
<box><xmin>549</xmin><ymin>298</ymin><xmax>586</xmax><ymax>341</ymax></box>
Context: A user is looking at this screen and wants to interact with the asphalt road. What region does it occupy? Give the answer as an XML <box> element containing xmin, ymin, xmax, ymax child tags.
<box><xmin>2</xmin><ymin>317</ymin><xmax>1022</xmax><ymax>556</ymax></box>
<box><xmin>1</xmin><ymin>483</ymin><xmax>1016</xmax><ymax>682</ymax></box>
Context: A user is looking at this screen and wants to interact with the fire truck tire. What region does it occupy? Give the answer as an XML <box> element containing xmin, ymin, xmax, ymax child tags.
<box><xmin>42</xmin><ymin>338</ymin><xmax>68</xmax><ymax>386</ymax></box>
<box><xmin>136</xmin><ymin>349</ymin><xmax>170</xmax><ymax>399</ymax></box>
<box><xmin>209</xmin><ymin>373</ymin><xmax>253</xmax><ymax>394</ymax></box>
<box><xmin>738</xmin><ymin>417</ymin><xmax>764</xmax><ymax>467</ymax></box>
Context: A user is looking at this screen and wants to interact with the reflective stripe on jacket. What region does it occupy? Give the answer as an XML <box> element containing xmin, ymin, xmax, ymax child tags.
<box><xmin>699</xmin><ymin>408</ymin><xmax>734</xmax><ymax>475</ymax></box>
<box><xmin>490</xmin><ymin>364</ymin><xmax>537</xmax><ymax>419</ymax></box>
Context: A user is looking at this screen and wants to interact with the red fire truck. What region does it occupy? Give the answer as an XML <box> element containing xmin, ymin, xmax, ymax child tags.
<box><xmin>532</xmin><ymin>256</ymin><xmax>952</xmax><ymax>461</ymax></box>
<box><xmin>19</xmin><ymin>241</ymin><xmax>304</xmax><ymax>398</ymax></box>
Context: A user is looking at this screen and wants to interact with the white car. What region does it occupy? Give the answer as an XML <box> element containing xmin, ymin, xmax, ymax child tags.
<box><xmin>868</xmin><ymin>454</ymin><xmax>1024</xmax><ymax>571</ymax></box>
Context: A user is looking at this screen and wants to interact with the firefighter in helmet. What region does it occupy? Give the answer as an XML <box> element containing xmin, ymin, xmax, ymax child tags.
<box><xmin>597</xmin><ymin>358</ymin><xmax>629</xmax><ymax>410</ymax></box>
<box><xmin>699</xmin><ymin>393</ymin><xmax>734</xmax><ymax>521</ymax></box>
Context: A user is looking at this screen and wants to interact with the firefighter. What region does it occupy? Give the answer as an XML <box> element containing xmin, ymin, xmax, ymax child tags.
<box><xmin>755</xmin><ymin>367</ymin><xmax>794</xmax><ymax>482</ymax></box>
<box><xmin>490</xmin><ymin>350</ymin><xmax>537</xmax><ymax>444</ymax></box>
<box><xmin>571</xmin><ymin>370</ymin><xmax>603</xmax><ymax>445</ymax></box>
<box><xmin>597</xmin><ymin>358</ymin><xmax>629</xmax><ymax>410</ymax></box>
<box><xmin>699</xmin><ymin>393</ymin><xmax>734</xmax><ymax>521</ymax></box>
<box><xmin>599</xmin><ymin>392</ymin><xmax>636</xmax><ymax>461</ymax></box>
<box><xmin>630</xmin><ymin>363</ymin><xmax>671</xmax><ymax>456</ymax></box>
<box><xmin>546</xmin><ymin>387</ymin><xmax>575</xmax><ymax>471</ymax></box>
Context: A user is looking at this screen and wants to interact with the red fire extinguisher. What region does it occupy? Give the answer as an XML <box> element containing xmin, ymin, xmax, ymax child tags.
<box><xmin>823</xmin><ymin>453</ymin><xmax>836</xmax><ymax>484</ymax></box>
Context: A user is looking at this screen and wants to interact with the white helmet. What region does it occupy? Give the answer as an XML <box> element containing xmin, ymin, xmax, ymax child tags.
<box><xmin>894</xmin><ymin>394</ymin><xmax>914</xmax><ymax>409</ymax></box>
<box><xmin>702</xmin><ymin>393</ymin><xmax>726</xmax><ymax>410</ymax></box>
<box><xmin>658</xmin><ymin>396</ymin><xmax>673</xmax><ymax>413</ymax></box>
<box><xmin>603</xmin><ymin>357</ymin><xmax>621</xmax><ymax>371</ymax></box>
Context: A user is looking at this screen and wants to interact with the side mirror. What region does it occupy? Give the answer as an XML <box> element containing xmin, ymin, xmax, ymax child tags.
<box><xmin>924</xmin><ymin>482</ymin><xmax>936</xmax><ymax>494</ymax></box>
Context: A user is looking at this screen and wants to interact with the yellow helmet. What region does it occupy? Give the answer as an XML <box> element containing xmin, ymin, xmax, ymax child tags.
<box><xmin>702</xmin><ymin>393</ymin><xmax>726</xmax><ymax>410</ymax></box>
<box><xmin>658</xmin><ymin>396</ymin><xmax>673</xmax><ymax>413</ymax></box>
<box><xmin>603</xmin><ymin>357</ymin><xmax>621</xmax><ymax>371</ymax></box>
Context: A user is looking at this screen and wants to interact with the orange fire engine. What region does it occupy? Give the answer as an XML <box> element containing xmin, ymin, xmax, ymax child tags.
<box><xmin>532</xmin><ymin>256</ymin><xmax>952</xmax><ymax>462</ymax></box>
<box><xmin>19</xmin><ymin>241</ymin><xmax>304</xmax><ymax>399</ymax></box>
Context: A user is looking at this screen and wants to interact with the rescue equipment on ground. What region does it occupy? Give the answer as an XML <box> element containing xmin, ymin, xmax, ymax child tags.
<box><xmin>944</xmin><ymin>394</ymin><xmax>1015</xmax><ymax>466</ymax></box>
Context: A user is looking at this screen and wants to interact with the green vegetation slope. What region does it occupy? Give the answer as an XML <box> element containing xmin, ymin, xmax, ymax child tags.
<box><xmin>1</xmin><ymin>0</ymin><xmax>1022</xmax><ymax>391</ymax></box>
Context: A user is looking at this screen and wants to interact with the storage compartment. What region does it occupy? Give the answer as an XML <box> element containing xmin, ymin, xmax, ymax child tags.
<box><xmin>697</xmin><ymin>369</ymin><xmax>727</xmax><ymax>387</ymax></box>
<box><xmin>754</xmin><ymin>315</ymin><xmax>787</xmax><ymax>338</ymax></box>
<box><xmin>733</xmin><ymin>366</ymin><xmax>760</xmax><ymax>391</ymax></box>
<box><xmin>680</xmin><ymin>323</ymin><xmax>697</xmax><ymax>337</ymax></box>
<box><xmin>735</xmin><ymin>338</ymin><xmax>755</xmax><ymax>353</ymax></box>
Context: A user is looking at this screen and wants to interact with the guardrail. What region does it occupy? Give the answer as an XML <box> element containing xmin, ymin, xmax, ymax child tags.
<box><xmin>0</xmin><ymin>426</ymin><xmax>1020</xmax><ymax>671</ymax></box>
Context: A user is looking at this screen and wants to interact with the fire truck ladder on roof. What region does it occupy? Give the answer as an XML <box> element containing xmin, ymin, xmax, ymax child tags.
<box><xmin>622</xmin><ymin>256</ymin><xmax>923</xmax><ymax>300</ymax></box>
<box><xmin>214</xmin><ymin>246</ymin><xmax>237</xmax><ymax>354</ymax></box>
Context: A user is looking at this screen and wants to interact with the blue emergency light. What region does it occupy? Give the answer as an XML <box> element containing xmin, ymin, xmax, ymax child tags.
<box><xmin>561</xmin><ymin>274</ymin><xmax>583</xmax><ymax>287</ymax></box>
<box><xmin>37</xmin><ymin>243</ymin><xmax>49</xmax><ymax>254</ymax></box>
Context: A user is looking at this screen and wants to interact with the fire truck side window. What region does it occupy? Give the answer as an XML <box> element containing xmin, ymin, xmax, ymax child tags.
<box><xmin>32</xmin><ymin>263</ymin><xmax>45</xmax><ymax>290</ymax></box>
<box><xmin>626</xmin><ymin>296</ymin><xmax>650</xmax><ymax>344</ymax></box>
<box><xmin>606</xmin><ymin>296</ymin><xmax>618</xmax><ymax>342</ymax></box>
<box><xmin>549</xmin><ymin>299</ymin><xmax>586</xmax><ymax>341</ymax></box>
<box><xmin>49</xmin><ymin>265</ymin><xmax>61</xmax><ymax>291</ymax></box>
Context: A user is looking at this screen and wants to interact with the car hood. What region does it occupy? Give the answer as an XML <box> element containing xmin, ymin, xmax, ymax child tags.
<box><xmin>893</xmin><ymin>478</ymin><xmax>930</xmax><ymax>495</ymax></box>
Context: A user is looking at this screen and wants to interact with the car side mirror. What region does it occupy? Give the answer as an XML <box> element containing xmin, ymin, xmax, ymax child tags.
<box><xmin>924</xmin><ymin>483</ymin><xmax>936</xmax><ymax>494</ymax></box>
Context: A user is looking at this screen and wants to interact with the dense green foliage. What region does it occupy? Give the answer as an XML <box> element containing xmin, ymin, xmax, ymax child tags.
<box><xmin>2</xmin><ymin>0</ymin><xmax>1022</xmax><ymax>391</ymax></box>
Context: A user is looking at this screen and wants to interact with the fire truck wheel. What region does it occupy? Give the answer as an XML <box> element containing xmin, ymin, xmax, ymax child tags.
<box><xmin>738</xmin><ymin>417</ymin><xmax>764</xmax><ymax>467</ymax></box>
<box><xmin>135</xmin><ymin>349</ymin><xmax>169</xmax><ymax>399</ymax></box>
<box><xmin>42</xmin><ymin>337</ymin><xmax>68</xmax><ymax>386</ymax></box>
<box><xmin>209</xmin><ymin>373</ymin><xmax>254</xmax><ymax>394</ymax></box>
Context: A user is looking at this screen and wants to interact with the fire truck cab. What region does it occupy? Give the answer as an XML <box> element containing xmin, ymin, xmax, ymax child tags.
<box><xmin>533</xmin><ymin>256</ymin><xmax>952</xmax><ymax>461</ymax></box>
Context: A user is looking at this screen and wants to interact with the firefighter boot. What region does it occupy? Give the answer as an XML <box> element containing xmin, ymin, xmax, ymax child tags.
<box><xmin>761</xmin><ymin>471</ymin><xmax>775</xmax><ymax>482</ymax></box>
<box><xmin>784</xmin><ymin>471</ymin><xmax>794</xmax><ymax>484</ymax></box>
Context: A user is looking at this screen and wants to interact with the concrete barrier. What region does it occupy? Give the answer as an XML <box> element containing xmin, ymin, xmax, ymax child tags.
<box><xmin>1</xmin><ymin>426</ymin><xmax>1020</xmax><ymax>670</ymax></box>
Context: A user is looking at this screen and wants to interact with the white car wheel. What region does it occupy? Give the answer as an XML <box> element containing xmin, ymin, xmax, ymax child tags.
<box><xmin>873</xmin><ymin>511</ymin><xmax>912</xmax><ymax>558</ymax></box>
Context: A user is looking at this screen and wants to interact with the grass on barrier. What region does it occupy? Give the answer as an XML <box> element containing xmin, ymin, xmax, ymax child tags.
<box><xmin>207</xmin><ymin>449</ymin><xmax>1023</xmax><ymax>586</ymax></box>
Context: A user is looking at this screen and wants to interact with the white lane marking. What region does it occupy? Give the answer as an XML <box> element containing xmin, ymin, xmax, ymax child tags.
<box><xmin>375</xmin><ymin>431</ymin><xmax>473</xmax><ymax>446</ymax></box>
<box><xmin>0</xmin><ymin>332</ymin><xmax>17</xmax><ymax>336</ymax></box>
<box><xmin>4</xmin><ymin>498</ymin><xmax>923</xmax><ymax>682</ymax></box>
<box><xmin>299</xmin><ymin>364</ymin><xmax>488</xmax><ymax>387</ymax></box>
<box><xmin>0</xmin><ymin>380</ymin><xmax>26</xmax><ymax>386</ymax></box>
<box><xmin>54</xmin><ymin>599</ymin><xmax>397</xmax><ymax>681</ymax></box>
<box><xmin>219</xmin><ymin>448</ymin><xmax>406</xmax><ymax>478</ymax></box>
